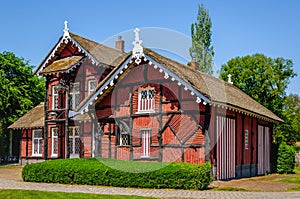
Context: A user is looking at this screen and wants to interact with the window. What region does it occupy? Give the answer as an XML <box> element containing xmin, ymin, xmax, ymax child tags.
<box><xmin>245</xmin><ymin>130</ymin><xmax>249</xmax><ymax>150</ymax></box>
<box><xmin>32</xmin><ymin>129</ymin><xmax>43</xmax><ymax>156</ymax></box>
<box><xmin>51</xmin><ymin>128</ymin><xmax>58</xmax><ymax>156</ymax></box>
<box><xmin>141</xmin><ymin>129</ymin><xmax>151</xmax><ymax>158</ymax></box>
<box><xmin>68</xmin><ymin>126</ymin><xmax>80</xmax><ymax>157</ymax></box>
<box><xmin>120</xmin><ymin>132</ymin><xmax>130</xmax><ymax>146</ymax></box>
<box><xmin>52</xmin><ymin>85</ymin><xmax>59</xmax><ymax>110</ymax></box>
<box><xmin>70</xmin><ymin>82</ymin><xmax>80</xmax><ymax>110</ymax></box>
<box><xmin>138</xmin><ymin>88</ymin><xmax>155</xmax><ymax>113</ymax></box>
<box><xmin>88</xmin><ymin>79</ymin><xmax>97</xmax><ymax>95</ymax></box>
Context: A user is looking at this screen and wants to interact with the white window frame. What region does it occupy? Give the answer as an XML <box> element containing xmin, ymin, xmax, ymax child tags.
<box><xmin>32</xmin><ymin>129</ymin><xmax>43</xmax><ymax>157</ymax></box>
<box><xmin>137</xmin><ymin>88</ymin><xmax>155</xmax><ymax>113</ymax></box>
<box><xmin>51</xmin><ymin>127</ymin><xmax>58</xmax><ymax>157</ymax></box>
<box><xmin>141</xmin><ymin>129</ymin><xmax>151</xmax><ymax>158</ymax></box>
<box><xmin>88</xmin><ymin>79</ymin><xmax>97</xmax><ymax>95</ymax></box>
<box><xmin>52</xmin><ymin>85</ymin><xmax>59</xmax><ymax>110</ymax></box>
<box><xmin>68</xmin><ymin>126</ymin><xmax>80</xmax><ymax>158</ymax></box>
<box><xmin>70</xmin><ymin>82</ymin><xmax>80</xmax><ymax>110</ymax></box>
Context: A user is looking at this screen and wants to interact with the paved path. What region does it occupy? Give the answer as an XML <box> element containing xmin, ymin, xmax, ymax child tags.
<box><xmin>1</xmin><ymin>177</ymin><xmax>300</xmax><ymax>199</ymax></box>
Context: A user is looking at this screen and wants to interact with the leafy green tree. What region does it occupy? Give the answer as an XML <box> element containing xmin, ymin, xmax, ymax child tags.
<box><xmin>190</xmin><ymin>3</ymin><xmax>214</xmax><ymax>74</ymax></box>
<box><xmin>219</xmin><ymin>54</ymin><xmax>296</xmax><ymax>142</ymax></box>
<box><xmin>278</xmin><ymin>94</ymin><xmax>300</xmax><ymax>142</ymax></box>
<box><xmin>0</xmin><ymin>51</ymin><xmax>45</xmax><ymax>157</ymax></box>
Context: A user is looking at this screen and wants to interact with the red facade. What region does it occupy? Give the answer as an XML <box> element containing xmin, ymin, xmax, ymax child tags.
<box><xmin>12</xmin><ymin>29</ymin><xmax>280</xmax><ymax>180</ymax></box>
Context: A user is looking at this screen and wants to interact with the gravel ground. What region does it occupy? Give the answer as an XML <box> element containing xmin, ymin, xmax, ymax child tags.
<box><xmin>1</xmin><ymin>165</ymin><xmax>300</xmax><ymax>199</ymax></box>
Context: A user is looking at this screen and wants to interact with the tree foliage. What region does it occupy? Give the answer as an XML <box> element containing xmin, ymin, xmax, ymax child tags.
<box><xmin>219</xmin><ymin>54</ymin><xmax>297</xmax><ymax>142</ymax></box>
<box><xmin>0</xmin><ymin>51</ymin><xmax>45</xmax><ymax>157</ymax></box>
<box><xmin>278</xmin><ymin>94</ymin><xmax>300</xmax><ymax>142</ymax></box>
<box><xmin>190</xmin><ymin>3</ymin><xmax>214</xmax><ymax>74</ymax></box>
<box><xmin>276</xmin><ymin>142</ymin><xmax>296</xmax><ymax>174</ymax></box>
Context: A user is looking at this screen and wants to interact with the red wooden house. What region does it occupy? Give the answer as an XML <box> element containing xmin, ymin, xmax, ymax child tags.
<box><xmin>9</xmin><ymin>23</ymin><xmax>283</xmax><ymax>180</ymax></box>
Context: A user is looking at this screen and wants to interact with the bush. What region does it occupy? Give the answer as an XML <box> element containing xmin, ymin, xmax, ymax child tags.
<box><xmin>277</xmin><ymin>142</ymin><xmax>296</xmax><ymax>174</ymax></box>
<box><xmin>294</xmin><ymin>144</ymin><xmax>300</xmax><ymax>152</ymax></box>
<box><xmin>22</xmin><ymin>158</ymin><xmax>213</xmax><ymax>190</ymax></box>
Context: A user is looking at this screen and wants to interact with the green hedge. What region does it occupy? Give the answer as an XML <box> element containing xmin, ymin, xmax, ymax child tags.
<box><xmin>277</xmin><ymin>142</ymin><xmax>296</xmax><ymax>174</ymax></box>
<box><xmin>22</xmin><ymin>158</ymin><xmax>213</xmax><ymax>190</ymax></box>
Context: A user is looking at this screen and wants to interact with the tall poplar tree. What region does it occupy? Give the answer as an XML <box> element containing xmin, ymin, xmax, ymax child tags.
<box><xmin>190</xmin><ymin>3</ymin><xmax>214</xmax><ymax>74</ymax></box>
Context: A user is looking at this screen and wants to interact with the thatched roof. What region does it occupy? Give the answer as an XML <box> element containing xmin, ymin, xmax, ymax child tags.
<box><xmin>34</xmin><ymin>32</ymin><xmax>126</xmax><ymax>75</ymax></box>
<box><xmin>75</xmin><ymin>48</ymin><xmax>282</xmax><ymax>123</ymax></box>
<box><xmin>39</xmin><ymin>56</ymin><xmax>83</xmax><ymax>75</ymax></box>
<box><xmin>144</xmin><ymin>48</ymin><xmax>283</xmax><ymax>122</ymax></box>
<box><xmin>69</xmin><ymin>32</ymin><xmax>126</xmax><ymax>67</ymax></box>
<box><xmin>8</xmin><ymin>103</ymin><xmax>44</xmax><ymax>129</ymax></box>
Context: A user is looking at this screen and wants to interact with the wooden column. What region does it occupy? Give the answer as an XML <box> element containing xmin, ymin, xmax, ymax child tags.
<box><xmin>204</xmin><ymin>104</ymin><xmax>211</xmax><ymax>162</ymax></box>
<box><xmin>25</xmin><ymin>129</ymin><xmax>28</xmax><ymax>160</ymax></box>
<box><xmin>44</xmin><ymin>79</ymin><xmax>49</xmax><ymax>160</ymax></box>
<box><xmin>158</xmin><ymin>84</ymin><xmax>163</xmax><ymax>162</ymax></box>
<box><xmin>65</xmin><ymin>75</ymin><xmax>70</xmax><ymax>158</ymax></box>
<box><xmin>129</xmin><ymin>87</ymin><xmax>134</xmax><ymax>160</ymax></box>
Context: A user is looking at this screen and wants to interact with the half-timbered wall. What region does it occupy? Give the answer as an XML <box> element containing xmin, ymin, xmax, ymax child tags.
<box><xmin>19</xmin><ymin>128</ymin><xmax>45</xmax><ymax>164</ymax></box>
<box><xmin>94</xmin><ymin>62</ymin><xmax>206</xmax><ymax>164</ymax></box>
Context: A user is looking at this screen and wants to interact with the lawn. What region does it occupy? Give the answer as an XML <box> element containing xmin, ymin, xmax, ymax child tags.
<box><xmin>278</xmin><ymin>166</ymin><xmax>300</xmax><ymax>190</ymax></box>
<box><xmin>0</xmin><ymin>189</ymin><xmax>156</xmax><ymax>199</ymax></box>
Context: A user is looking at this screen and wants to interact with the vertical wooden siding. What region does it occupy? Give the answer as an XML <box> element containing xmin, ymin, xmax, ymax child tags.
<box><xmin>216</xmin><ymin>116</ymin><xmax>236</xmax><ymax>180</ymax></box>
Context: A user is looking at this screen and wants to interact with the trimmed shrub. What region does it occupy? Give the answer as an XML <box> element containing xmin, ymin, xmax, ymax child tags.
<box><xmin>22</xmin><ymin>158</ymin><xmax>213</xmax><ymax>190</ymax></box>
<box><xmin>277</xmin><ymin>142</ymin><xmax>296</xmax><ymax>174</ymax></box>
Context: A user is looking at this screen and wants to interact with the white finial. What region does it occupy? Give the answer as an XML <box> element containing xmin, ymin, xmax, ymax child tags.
<box><xmin>132</xmin><ymin>28</ymin><xmax>144</xmax><ymax>64</ymax></box>
<box><xmin>134</xmin><ymin>28</ymin><xmax>141</xmax><ymax>44</ymax></box>
<box><xmin>63</xmin><ymin>20</ymin><xmax>70</xmax><ymax>38</ymax></box>
<box><xmin>227</xmin><ymin>74</ymin><xmax>233</xmax><ymax>84</ymax></box>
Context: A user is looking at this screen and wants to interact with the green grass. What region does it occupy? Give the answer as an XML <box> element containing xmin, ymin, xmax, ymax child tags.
<box><xmin>279</xmin><ymin>167</ymin><xmax>300</xmax><ymax>184</ymax></box>
<box><xmin>288</xmin><ymin>186</ymin><xmax>300</xmax><ymax>191</ymax></box>
<box><xmin>278</xmin><ymin>166</ymin><xmax>300</xmax><ymax>191</ymax></box>
<box><xmin>212</xmin><ymin>187</ymin><xmax>248</xmax><ymax>191</ymax></box>
<box><xmin>0</xmin><ymin>189</ymin><xmax>156</xmax><ymax>199</ymax></box>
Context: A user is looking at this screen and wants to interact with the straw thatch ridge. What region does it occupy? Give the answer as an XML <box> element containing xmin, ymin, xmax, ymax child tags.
<box><xmin>8</xmin><ymin>102</ymin><xmax>44</xmax><ymax>129</ymax></box>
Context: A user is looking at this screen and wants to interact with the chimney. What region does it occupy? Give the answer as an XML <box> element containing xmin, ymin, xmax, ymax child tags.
<box><xmin>190</xmin><ymin>58</ymin><xmax>199</xmax><ymax>70</ymax></box>
<box><xmin>190</xmin><ymin>52</ymin><xmax>198</xmax><ymax>70</ymax></box>
<box><xmin>115</xmin><ymin>36</ymin><xmax>125</xmax><ymax>52</ymax></box>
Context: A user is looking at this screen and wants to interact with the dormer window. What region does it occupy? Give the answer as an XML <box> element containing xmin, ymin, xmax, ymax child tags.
<box><xmin>137</xmin><ymin>88</ymin><xmax>155</xmax><ymax>113</ymax></box>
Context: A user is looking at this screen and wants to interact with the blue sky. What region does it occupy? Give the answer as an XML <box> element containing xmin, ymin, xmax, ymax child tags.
<box><xmin>1</xmin><ymin>0</ymin><xmax>299</xmax><ymax>95</ymax></box>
